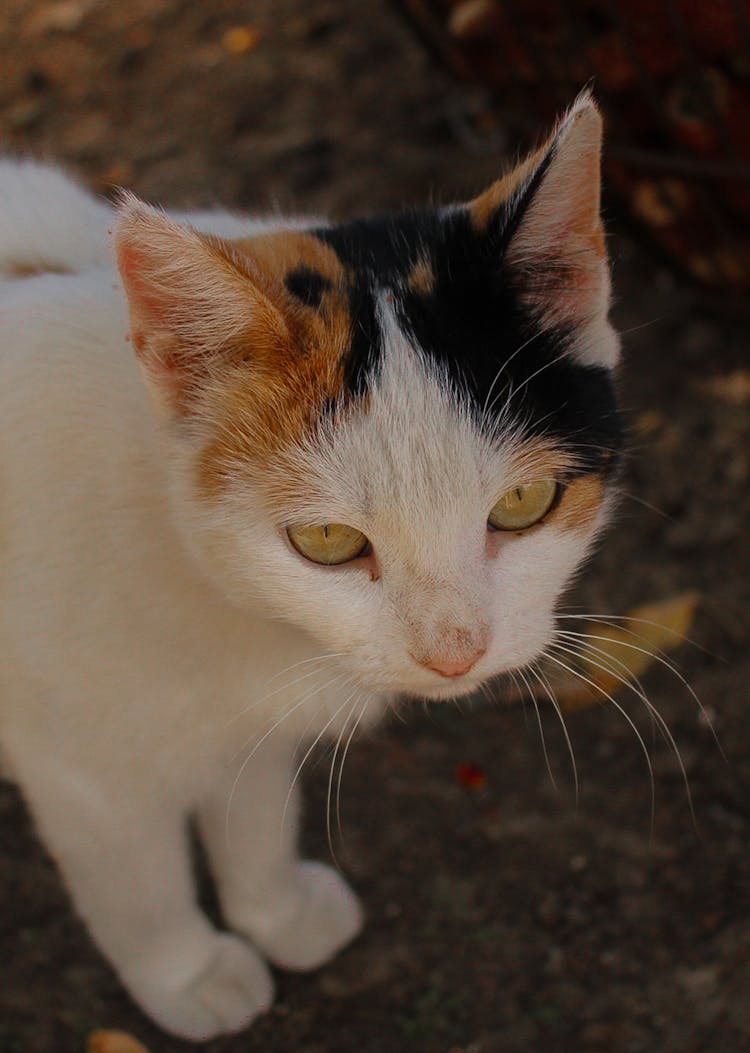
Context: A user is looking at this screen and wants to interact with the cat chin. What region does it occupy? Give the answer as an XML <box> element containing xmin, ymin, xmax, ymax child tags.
<box><xmin>400</xmin><ymin>678</ymin><xmax>488</xmax><ymax>704</ymax></box>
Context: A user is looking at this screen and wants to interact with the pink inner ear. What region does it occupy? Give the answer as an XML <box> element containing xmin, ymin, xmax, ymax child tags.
<box><xmin>117</xmin><ymin>238</ymin><xmax>174</xmax><ymax>330</ymax></box>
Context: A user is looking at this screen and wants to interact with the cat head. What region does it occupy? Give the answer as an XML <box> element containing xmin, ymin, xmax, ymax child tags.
<box><xmin>116</xmin><ymin>94</ymin><xmax>623</xmax><ymax>701</ymax></box>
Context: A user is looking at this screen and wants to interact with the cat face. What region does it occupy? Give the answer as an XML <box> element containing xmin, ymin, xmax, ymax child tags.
<box><xmin>116</xmin><ymin>95</ymin><xmax>623</xmax><ymax>701</ymax></box>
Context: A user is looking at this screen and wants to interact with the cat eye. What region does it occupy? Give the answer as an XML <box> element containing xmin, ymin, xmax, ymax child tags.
<box><xmin>287</xmin><ymin>522</ymin><xmax>370</xmax><ymax>565</ymax></box>
<box><xmin>488</xmin><ymin>479</ymin><xmax>559</xmax><ymax>532</ymax></box>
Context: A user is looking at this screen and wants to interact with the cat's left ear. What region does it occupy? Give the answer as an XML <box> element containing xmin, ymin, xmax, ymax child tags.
<box><xmin>115</xmin><ymin>195</ymin><xmax>289</xmax><ymax>416</ymax></box>
<box><xmin>470</xmin><ymin>94</ymin><xmax>619</xmax><ymax>368</ymax></box>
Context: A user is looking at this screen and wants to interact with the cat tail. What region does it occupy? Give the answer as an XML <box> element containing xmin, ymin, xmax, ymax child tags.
<box><xmin>0</xmin><ymin>158</ymin><xmax>112</xmax><ymax>279</ymax></box>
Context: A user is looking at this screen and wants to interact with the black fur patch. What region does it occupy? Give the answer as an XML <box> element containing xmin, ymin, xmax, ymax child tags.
<box><xmin>341</xmin><ymin>272</ymin><xmax>381</xmax><ymax>397</ymax></box>
<box><xmin>284</xmin><ymin>266</ymin><xmax>331</xmax><ymax>309</ymax></box>
<box><xmin>314</xmin><ymin>194</ymin><xmax>622</xmax><ymax>475</ymax></box>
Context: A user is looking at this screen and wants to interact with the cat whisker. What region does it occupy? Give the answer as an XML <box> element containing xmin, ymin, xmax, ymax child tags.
<box><xmin>616</xmin><ymin>315</ymin><xmax>664</xmax><ymax>338</ymax></box>
<box><xmin>505</xmin><ymin>668</ymin><xmax>529</xmax><ymax>727</ymax></box>
<box><xmin>280</xmin><ymin>680</ymin><xmax>364</xmax><ymax>841</ymax></box>
<box><xmin>543</xmin><ymin>649</ymin><xmax>657</xmax><ymax>835</ymax></box>
<box><xmin>224</xmin><ymin>671</ymin><xmax>351</xmax><ymax>842</ymax></box>
<box><xmin>526</xmin><ymin>658</ymin><xmax>580</xmax><ymax>803</ymax></box>
<box><xmin>480</xmin><ymin>329</ymin><xmax>544</xmax><ymax>422</ymax></box>
<box><xmin>261</xmin><ymin>651</ymin><xmax>350</xmax><ymax>688</ymax></box>
<box><xmin>325</xmin><ymin>690</ymin><xmax>363</xmax><ymax>865</ymax></box>
<box><xmin>495</xmin><ymin>347</ymin><xmax>575</xmax><ymax>422</ymax></box>
<box><xmin>555</xmin><ymin>610</ymin><xmax>714</xmax><ymax>656</ymax></box>
<box><xmin>554</xmin><ymin>622</ymin><xmax>722</xmax><ymax>749</ymax></box>
<box><xmin>610</xmin><ymin>487</ymin><xmax>673</xmax><ymax>521</ymax></box>
<box><xmin>227</xmin><ymin>669</ymin><xmax>348</xmax><ymax>768</ymax></box>
<box><xmin>225</xmin><ymin>653</ymin><xmax>349</xmax><ymax>728</ymax></box>
<box><xmin>548</xmin><ymin>637</ymin><xmax>695</xmax><ymax>825</ymax></box>
<box><xmin>515</xmin><ymin>663</ymin><xmax>557</xmax><ymax>791</ymax></box>
<box><xmin>227</xmin><ymin>668</ymin><xmax>326</xmax><ymax>730</ymax></box>
<box><xmin>332</xmin><ymin>693</ymin><xmax>372</xmax><ymax>866</ymax></box>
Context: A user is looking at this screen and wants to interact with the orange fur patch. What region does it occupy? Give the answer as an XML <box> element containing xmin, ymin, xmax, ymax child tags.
<box><xmin>552</xmin><ymin>474</ymin><xmax>605</xmax><ymax>530</ymax></box>
<box><xmin>196</xmin><ymin>232</ymin><xmax>355</xmax><ymax>498</ymax></box>
<box><xmin>233</xmin><ymin>229</ymin><xmax>346</xmax><ymax>290</ymax></box>
<box><xmin>407</xmin><ymin>257</ymin><xmax>435</xmax><ymax>296</ymax></box>
<box><xmin>470</xmin><ymin>145</ymin><xmax>547</xmax><ymax>233</ymax></box>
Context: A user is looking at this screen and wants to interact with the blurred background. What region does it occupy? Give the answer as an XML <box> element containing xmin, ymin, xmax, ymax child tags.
<box><xmin>0</xmin><ymin>2</ymin><xmax>748</xmax><ymax>1051</ymax></box>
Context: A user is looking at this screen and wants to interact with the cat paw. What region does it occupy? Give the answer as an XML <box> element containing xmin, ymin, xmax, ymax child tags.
<box><xmin>240</xmin><ymin>861</ymin><xmax>364</xmax><ymax>972</ymax></box>
<box><xmin>134</xmin><ymin>933</ymin><xmax>274</xmax><ymax>1041</ymax></box>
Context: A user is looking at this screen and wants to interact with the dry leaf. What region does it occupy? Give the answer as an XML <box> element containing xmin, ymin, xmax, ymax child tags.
<box><xmin>449</xmin><ymin>0</ymin><xmax>499</xmax><ymax>39</ymax></box>
<box><xmin>87</xmin><ymin>1031</ymin><xmax>150</xmax><ymax>1053</ymax></box>
<box><xmin>700</xmin><ymin>370</ymin><xmax>750</xmax><ymax>406</ymax></box>
<box><xmin>632</xmin><ymin>179</ymin><xmax>689</xmax><ymax>228</ymax></box>
<box><xmin>96</xmin><ymin>162</ymin><xmax>134</xmax><ymax>191</ymax></box>
<box><xmin>541</xmin><ymin>593</ymin><xmax>698</xmax><ymax>712</ymax></box>
<box><xmin>26</xmin><ymin>0</ymin><xmax>90</xmax><ymax>34</ymax></box>
<box><xmin>222</xmin><ymin>25</ymin><xmax>262</xmax><ymax>54</ymax></box>
<box><xmin>632</xmin><ymin>409</ymin><xmax>665</xmax><ymax>438</ymax></box>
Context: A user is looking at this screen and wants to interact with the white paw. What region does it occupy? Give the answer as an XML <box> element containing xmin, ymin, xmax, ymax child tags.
<box><xmin>239</xmin><ymin>861</ymin><xmax>364</xmax><ymax>972</ymax></box>
<box><xmin>133</xmin><ymin>933</ymin><xmax>274</xmax><ymax>1041</ymax></box>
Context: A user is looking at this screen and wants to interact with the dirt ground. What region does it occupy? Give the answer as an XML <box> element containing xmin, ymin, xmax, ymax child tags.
<box><xmin>1</xmin><ymin>2</ymin><xmax>749</xmax><ymax>1052</ymax></box>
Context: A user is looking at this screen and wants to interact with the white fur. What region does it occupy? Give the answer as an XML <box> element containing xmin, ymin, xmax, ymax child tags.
<box><xmin>0</xmin><ymin>161</ymin><xmax>610</xmax><ymax>1039</ymax></box>
<box><xmin>0</xmin><ymin>158</ymin><xmax>112</xmax><ymax>274</ymax></box>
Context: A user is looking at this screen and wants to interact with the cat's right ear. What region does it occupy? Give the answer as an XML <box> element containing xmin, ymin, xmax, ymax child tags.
<box><xmin>469</xmin><ymin>94</ymin><xmax>619</xmax><ymax>369</ymax></box>
<box><xmin>115</xmin><ymin>195</ymin><xmax>289</xmax><ymax>416</ymax></box>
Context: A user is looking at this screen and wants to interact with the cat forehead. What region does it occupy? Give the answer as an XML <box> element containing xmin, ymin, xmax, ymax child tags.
<box><xmin>234</xmin><ymin>203</ymin><xmax>620</xmax><ymax>422</ymax></box>
<box><xmin>296</xmin><ymin>312</ymin><xmax>569</xmax><ymax>528</ymax></box>
<box><xmin>198</xmin><ymin>206</ymin><xmax>620</xmax><ymax>497</ymax></box>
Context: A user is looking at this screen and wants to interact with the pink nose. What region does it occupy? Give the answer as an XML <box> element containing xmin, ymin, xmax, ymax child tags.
<box><xmin>424</xmin><ymin>650</ymin><xmax>485</xmax><ymax>678</ymax></box>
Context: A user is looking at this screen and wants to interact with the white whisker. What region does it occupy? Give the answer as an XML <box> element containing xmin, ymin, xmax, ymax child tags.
<box><xmin>527</xmin><ymin>659</ymin><xmax>579</xmax><ymax>802</ymax></box>
<box><xmin>480</xmin><ymin>329</ymin><xmax>544</xmax><ymax>421</ymax></box>
<box><xmin>549</xmin><ymin>637</ymin><xmax>695</xmax><ymax>823</ymax></box>
<box><xmin>554</xmin><ymin>625</ymin><xmax>722</xmax><ymax>754</ymax></box>
<box><xmin>224</xmin><ymin>671</ymin><xmax>350</xmax><ymax>842</ymax></box>
<box><xmin>325</xmin><ymin>690</ymin><xmax>363</xmax><ymax>863</ymax></box>
<box><xmin>516</xmin><ymin>663</ymin><xmax>557</xmax><ymax>790</ymax></box>
<box><xmin>333</xmin><ymin>694</ymin><xmax>372</xmax><ymax>865</ymax></box>
<box><xmin>544</xmin><ymin>650</ymin><xmax>657</xmax><ymax>834</ymax></box>
<box><xmin>225</xmin><ymin>652</ymin><xmax>348</xmax><ymax>728</ymax></box>
<box><xmin>228</xmin><ymin>669</ymin><xmax>348</xmax><ymax>768</ymax></box>
<box><xmin>280</xmin><ymin>681</ymin><xmax>362</xmax><ymax>840</ymax></box>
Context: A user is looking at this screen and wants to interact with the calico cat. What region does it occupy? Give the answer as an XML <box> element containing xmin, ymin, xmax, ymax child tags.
<box><xmin>0</xmin><ymin>94</ymin><xmax>622</xmax><ymax>1040</ymax></box>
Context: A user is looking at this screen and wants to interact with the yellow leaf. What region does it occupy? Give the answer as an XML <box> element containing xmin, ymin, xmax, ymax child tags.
<box><xmin>632</xmin><ymin>409</ymin><xmax>665</xmax><ymax>438</ymax></box>
<box><xmin>701</xmin><ymin>370</ymin><xmax>750</xmax><ymax>406</ymax></box>
<box><xmin>222</xmin><ymin>25</ymin><xmax>262</xmax><ymax>54</ymax></box>
<box><xmin>87</xmin><ymin>1031</ymin><xmax>150</xmax><ymax>1053</ymax></box>
<box><xmin>543</xmin><ymin>592</ymin><xmax>699</xmax><ymax>712</ymax></box>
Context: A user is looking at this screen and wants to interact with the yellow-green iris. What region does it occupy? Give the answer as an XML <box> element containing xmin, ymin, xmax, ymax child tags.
<box><xmin>488</xmin><ymin>479</ymin><xmax>558</xmax><ymax>531</ymax></box>
<box><xmin>287</xmin><ymin>522</ymin><xmax>369</xmax><ymax>565</ymax></box>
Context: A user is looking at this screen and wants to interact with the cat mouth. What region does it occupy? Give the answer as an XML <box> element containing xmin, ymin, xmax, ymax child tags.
<box><xmin>402</xmin><ymin>674</ymin><xmax>487</xmax><ymax>703</ymax></box>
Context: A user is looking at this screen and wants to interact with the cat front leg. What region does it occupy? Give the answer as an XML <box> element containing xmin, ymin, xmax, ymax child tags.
<box><xmin>197</xmin><ymin>736</ymin><xmax>363</xmax><ymax>970</ymax></box>
<box><xmin>12</xmin><ymin>753</ymin><xmax>273</xmax><ymax>1040</ymax></box>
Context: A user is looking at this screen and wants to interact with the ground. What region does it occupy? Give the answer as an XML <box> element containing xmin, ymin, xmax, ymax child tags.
<box><xmin>1</xmin><ymin>2</ymin><xmax>749</xmax><ymax>1052</ymax></box>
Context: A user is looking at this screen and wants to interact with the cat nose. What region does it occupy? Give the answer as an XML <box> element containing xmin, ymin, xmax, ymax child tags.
<box><xmin>422</xmin><ymin>650</ymin><xmax>486</xmax><ymax>678</ymax></box>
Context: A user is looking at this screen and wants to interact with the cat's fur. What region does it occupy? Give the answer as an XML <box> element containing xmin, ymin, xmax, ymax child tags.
<box><xmin>0</xmin><ymin>96</ymin><xmax>622</xmax><ymax>1039</ymax></box>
